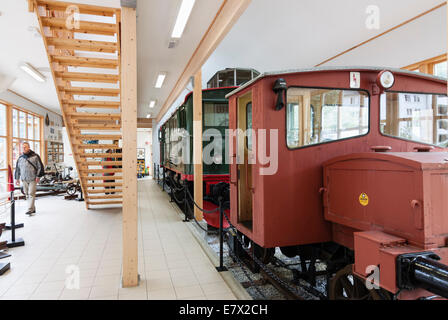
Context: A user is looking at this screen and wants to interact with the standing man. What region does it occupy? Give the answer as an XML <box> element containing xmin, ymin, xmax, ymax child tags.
<box><xmin>15</xmin><ymin>142</ymin><xmax>44</xmax><ymax>216</ymax></box>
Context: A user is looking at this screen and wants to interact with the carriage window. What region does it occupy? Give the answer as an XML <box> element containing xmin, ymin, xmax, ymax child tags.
<box><xmin>380</xmin><ymin>92</ymin><xmax>448</xmax><ymax>147</ymax></box>
<box><xmin>286</xmin><ymin>88</ymin><xmax>369</xmax><ymax>148</ymax></box>
<box><xmin>246</xmin><ymin>103</ymin><xmax>253</xmax><ymax>150</ymax></box>
<box><xmin>204</xmin><ymin>103</ymin><xmax>229</xmax><ymax>127</ymax></box>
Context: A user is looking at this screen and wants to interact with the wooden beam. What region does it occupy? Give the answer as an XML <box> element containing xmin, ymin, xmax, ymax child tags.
<box><xmin>47</xmin><ymin>38</ymin><xmax>118</xmax><ymax>53</ymax></box>
<box><xmin>60</xmin><ymin>87</ymin><xmax>120</xmax><ymax>96</ymax></box>
<box><xmin>315</xmin><ymin>2</ymin><xmax>447</xmax><ymax>67</ymax></box>
<box><xmin>28</xmin><ymin>0</ymin><xmax>35</xmax><ymax>13</ymax></box>
<box><xmin>86</xmin><ymin>189</ymin><xmax>123</xmax><ymax>194</ymax></box>
<box><xmin>121</xmin><ymin>6</ymin><xmax>138</xmax><ymax>288</ymax></box>
<box><xmin>81</xmin><ymin>176</ymin><xmax>123</xmax><ymax>181</ymax></box>
<box><xmin>137</xmin><ymin>118</ymin><xmax>153</xmax><ymax>128</ymax></box>
<box><xmin>63</xmin><ymin>100</ymin><xmax>121</xmax><ymax>108</ymax></box>
<box><xmin>193</xmin><ymin>70</ymin><xmax>203</xmax><ymax>221</ymax></box>
<box><xmin>76</xmin><ymin>134</ymin><xmax>122</xmax><ymax>140</ymax></box>
<box><xmin>87</xmin><ymin>201</ymin><xmax>123</xmax><ymax>205</ymax></box>
<box><xmin>55</xmin><ymin>71</ymin><xmax>119</xmax><ymax>83</ymax></box>
<box><xmin>156</xmin><ymin>0</ymin><xmax>252</xmax><ymax>122</ymax></box>
<box><xmin>51</xmin><ymin>56</ymin><xmax>118</xmax><ymax>69</ymax></box>
<box><xmin>41</xmin><ymin>17</ymin><xmax>117</xmax><ymax>36</ymax></box>
<box><xmin>36</xmin><ymin>0</ymin><xmax>118</xmax><ymax>17</ymax></box>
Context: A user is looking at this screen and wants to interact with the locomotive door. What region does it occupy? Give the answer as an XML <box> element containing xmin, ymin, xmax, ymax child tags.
<box><xmin>237</xmin><ymin>92</ymin><xmax>254</xmax><ymax>230</ymax></box>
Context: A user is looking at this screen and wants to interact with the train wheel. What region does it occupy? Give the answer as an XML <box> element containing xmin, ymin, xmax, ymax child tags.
<box><xmin>280</xmin><ymin>246</ymin><xmax>299</xmax><ymax>258</ymax></box>
<box><xmin>329</xmin><ymin>265</ymin><xmax>392</xmax><ymax>300</ymax></box>
<box><xmin>253</xmin><ymin>244</ymin><xmax>276</xmax><ymax>265</ymax></box>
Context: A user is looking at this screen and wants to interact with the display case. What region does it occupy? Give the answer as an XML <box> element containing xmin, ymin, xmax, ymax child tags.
<box><xmin>46</xmin><ymin>141</ymin><xmax>64</xmax><ymax>164</ymax></box>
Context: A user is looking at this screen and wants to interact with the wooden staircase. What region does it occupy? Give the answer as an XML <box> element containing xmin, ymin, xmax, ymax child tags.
<box><xmin>31</xmin><ymin>0</ymin><xmax>123</xmax><ymax>209</ymax></box>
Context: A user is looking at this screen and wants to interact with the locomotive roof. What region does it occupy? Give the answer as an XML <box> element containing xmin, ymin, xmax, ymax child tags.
<box><xmin>225</xmin><ymin>66</ymin><xmax>448</xmax><ymax>98</ymax></box>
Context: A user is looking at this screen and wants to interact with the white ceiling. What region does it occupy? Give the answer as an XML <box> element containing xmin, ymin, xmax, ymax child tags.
<box><xmin>137</xmin><ymin>0</ymin><xmax>223</xmax><ymax>118</ymax></box>
<box><xmin>0</xmin><ymin>0</ymin><xmax>445</xmax><ymax>120</ymax></box>
<box><xmin>0</xmin><ymin>0</ymin><xmax>60</xmax><ymax>112</ymax></box>
<box><xmin>202</xmin><ymin>0</ymin><xmax>446</xmax><ymax>84</ymax></box>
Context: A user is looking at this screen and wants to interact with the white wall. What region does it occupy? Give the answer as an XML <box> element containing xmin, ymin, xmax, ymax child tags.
<box><xmin>0</xmin><ymin>90</ymin><xmax>63</xmax><ymax>143</ymax></box>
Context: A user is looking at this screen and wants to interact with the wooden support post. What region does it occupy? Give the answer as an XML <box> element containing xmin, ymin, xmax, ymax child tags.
<box><xmin>28</xmin><ymin>0</ymin><xmax>35</xmax><ymax>13</ymax></box>
<box><xmin>193</xmin><ymin>71</ymin><xmax>203</xmax><ymax>221</ymax></box>
<box><xmin>121</xmin><ymin>6</ymin><xmax>138</xmax><ymax>288</ymax></box>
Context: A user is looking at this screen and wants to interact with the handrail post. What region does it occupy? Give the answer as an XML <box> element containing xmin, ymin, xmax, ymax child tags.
<box><xmin>183</xmin><ymin>180</ymin><xmax>189</xmax><ymax>222</ymax></box>
<box><xmin>216</xmin><ymin>199</ymin><xmax>228</xmax><ymax>272</ymax></box>
<box><xmin>7</xmin><ymin>191</ymin><xmax>25</xmax><ymax>248</ymax></box>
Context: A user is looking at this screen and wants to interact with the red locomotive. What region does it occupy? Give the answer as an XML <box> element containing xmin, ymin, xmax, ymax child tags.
<box><xmin>226</xmin><ymin>67</ymin><xmax>448</xmax><ymax>299</ymax></box>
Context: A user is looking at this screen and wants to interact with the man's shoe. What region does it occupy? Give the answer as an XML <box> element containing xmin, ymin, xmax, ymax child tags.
<box><xmin>25</xmin><ymin>210</ymin><xmax>36</xmax><ymax>216</ymax></box>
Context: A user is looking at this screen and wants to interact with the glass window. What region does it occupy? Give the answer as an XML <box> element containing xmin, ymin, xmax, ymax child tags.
<box><xmin>34</xmin><ymin>142</ymin><xmax>40</xmax><ymax>154</ymax></box>
<box><xmin>434</xmin><ymin>61</ymin><xmax>447</xmax><ymax>78</ymax></box>
<box><xmin>28</xmin><ymin>114</ymin><xmax>34</xmax><ymax>140</ymax></box>
<box><xmin>0</xmin><ymin>104</ymin><xmax>6</xmax><ymax>136</ymax></box>
<box><xmin>34</xmin><ymin>117</ymin><xmax>40</xmax><ymax>140</ymax></box>
<box><xmin>204</xmin><ymin>103</ymin><xmax>229</xmax><ymax>127</ymax></box>
<box><xmin>246</xmin><ymin>102</ymin><xmax>253</xmax><ymax>150</ymax></box>
<box><xmin>0</xmin><ymin>138</ymin><xmax>6</xmax><ymax>169</ymax></box>
<box><xmin>19</xmin><ymin>111</ymin><xmax>26</xmax><ymax>138</ymax></box>
<box><xmin>12</xmin><ymin>109</ymin><xmax>18</xmax><ymax>138</ymax></box>
<box><xmin>380</xmin><ymin>92</ymin><xmax>448</xmax><ymax>146</ymax></box>
<box><xmin>286</xmin><ymin>88</ymin><xmax>369</xmax><ymax>148</ymax></box>
<box><xmin>0</xmin><ymin>171</ymin><xmax>6</xmax><ymax>193</ymax></box>
<box><xmin>218</xmin><ymin>69</ymin><xmax>235</xmax><ymax>87</ymax></box>
<box><xmin>12</xmin><ymin>140</ymin><xmax>20</xmax><ymax>168</ymax></box>
<box><xmin>236</xmin><ymin>70</ymin><xmax>252</xmax><ymax>86</ymax></box>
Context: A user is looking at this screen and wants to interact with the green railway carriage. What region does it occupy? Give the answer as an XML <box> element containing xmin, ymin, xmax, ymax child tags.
<box><xmin>159</xmin><ymin>87</ymin><xmax>236</xmax><ymax>183</ymax></box>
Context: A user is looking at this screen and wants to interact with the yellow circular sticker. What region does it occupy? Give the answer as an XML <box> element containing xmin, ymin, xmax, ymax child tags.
<box><xmin>359</xmin><ymin>193</ymin><xmax>369</xmax><ymax>207</ymax></box>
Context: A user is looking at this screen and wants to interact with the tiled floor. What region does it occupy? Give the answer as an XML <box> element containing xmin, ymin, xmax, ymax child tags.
<box><xmin>0</xmin><ymin>179</ymin><xmax>237</xmax><ymax>300</ymax></box>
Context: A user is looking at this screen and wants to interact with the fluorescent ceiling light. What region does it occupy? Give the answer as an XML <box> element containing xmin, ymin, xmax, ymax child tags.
<box><xmin>20</xmin><ymin>62</ymin><xmax>46</xmax><ymax>83</ymax></box>
<box><xmin>155</xmin><ymin>73</ymin><xmax>166</xmax><ymax>88</ymax></box>
<box><xmin>149</xmin><ymin>100</ymin><xmax>156</xmax><ymax>108</ymax></box>
<box><xmin>171</xmin><ymin>0</ymin><xmax>196</xmax><ymax>39</ymax></box>
<box><xmin>146</xmin><ymin>114</ymin><xmax>151</xmax><ymax>119</ymax></box>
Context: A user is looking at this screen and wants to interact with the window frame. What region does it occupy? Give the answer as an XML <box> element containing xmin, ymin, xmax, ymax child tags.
<box><xmin>403</xmin><ymin>54</ymin><xmax>447</xmax><ymax>77</ymax></box>
<box><xmin>11</xmin><ymin>106</ymin><xmax>43</xmax><ymax>168</ymax></box>
<box><xmin>285</xmin><ymin>86</ymin><xmax>371</xmax><ymax>151</ymax></box>
<box><xmin>379</xmin><ymin>89</ymin><xmax>448</xmax><ymax>148</ymax></box>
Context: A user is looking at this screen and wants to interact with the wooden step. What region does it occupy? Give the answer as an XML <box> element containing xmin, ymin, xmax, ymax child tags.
<box><xmin>41</xmin><ymin>17</ymin><xmax>117</xmax><ymax>36</ymax></box>
<box><xmin>87</xmin><ymin>201</ymin><xmax>123</xmax><ymax>206</ymax></box>
<box><xmin>79</xmin><ymin>153</ymin><xmax>122</xmax><ymax>158</ymax></box>
<box><xmin>73</xmin><ymin>124</ymin><xmax>121</xmax><ymax>130</ymax></box>
<box><xmin>87</xmin><ymin>182</ymin><xmax>123</xmax><ymax>188</ymax></box>
<box><xmin>76</xmin><ymin>135</ymin><xmax>122</xmax><ymax>140</ymax></box>
<box><xmin>83</xmin><ymin>161</ymin><xmax>122</xmax><ymax>166</ymax></box>
<box><xmin>81</xmin><ymin>176</ymin><xmax>123</xmax><ymax>181</ymax></box>
<box><xmin>56</xmin><ymin>72</ymin><xmax>119</xmax><ymax>83</ymax></box>
<box><xmin>64</xmin><ymin>100</ymin><xmax>120</xmax><ymax>108</ymax></box>
<box><xmin>61</xmin><ymin>87</ymin><xmax>120</xmax><ymax>96</ymax></box>
<box><xmin>37</xmin><ymin>0</ymin><xmax>118</xmax><ymax>17</ymax></box>
<box><xmin>68</xmin><ymin>113</ymin><xmax>121</xmax><ymax>119</ymax></box>
<box><xmin>47</xmin><ymin>38</ymin><xmax>118</xmax><ymax>53</ymax></box>
<box><xmin>52</xmin><ymin>56</ymin><xmax>118</xmax><ymax>69</ymax></box>
<box><xmin>81</xmin><ymin>169</ymin><xmax>122</xmax><ymax>174</ymax></box>
<box><xmin>86</xmin><ymin>189</ymin><xmax>123</xmax><ymax>194</ymax></box>
<box><xmin>76</xmin><ymin>144</ymin><xmax>119</xmax><ymax>149</ymax></box>
<box><xmin>88</xmin><ymin>195</ymin><xmax>123</xmax><ymax>200</ymax></box>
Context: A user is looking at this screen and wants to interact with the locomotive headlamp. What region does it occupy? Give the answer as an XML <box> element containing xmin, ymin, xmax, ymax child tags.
<box><xmin>273</xmin><ymin>78</ymin><xmax>287</xmax><ymax>110</ymax></box>
<box><xmin>377</xmin><ymin>70</ymin><xmax>395</xmax><ymax>89</ymax></box>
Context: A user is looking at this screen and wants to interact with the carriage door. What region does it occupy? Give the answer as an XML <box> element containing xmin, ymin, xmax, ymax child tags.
<box><xmin>237</xmin><ymin>92</ymin><xmax>253</xmax><ymax>230</ymax></box>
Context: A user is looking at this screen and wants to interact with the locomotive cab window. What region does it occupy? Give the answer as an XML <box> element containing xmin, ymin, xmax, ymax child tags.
<box><xmin>380</xmin><ymin>92</ymin><xmax>448</xmax><ymax>147</ymax></box>
<box><xmin>204</xmin><ymin>103</ymin><xmax>229</xmax><ymax>127</ymax></box>
<box><xmin>286</xmin><ymin>88</ymin><xmax>369</xmax><ymax>148</ymax></box>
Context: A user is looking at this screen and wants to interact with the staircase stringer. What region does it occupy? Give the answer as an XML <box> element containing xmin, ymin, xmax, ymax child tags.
<box><xmin>31</xmin><ymin>0</ymin><xmax>123</xmax><ymax>209</ymax></box>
